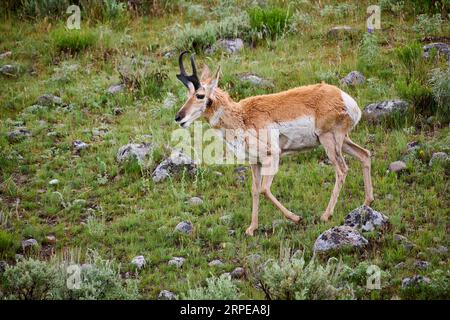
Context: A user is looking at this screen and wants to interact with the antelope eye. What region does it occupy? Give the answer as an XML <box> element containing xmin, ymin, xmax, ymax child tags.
<box><xmin>195</xmin><ymin>94</ymin><xmax>205</xmax><ymax>100</ymax></box>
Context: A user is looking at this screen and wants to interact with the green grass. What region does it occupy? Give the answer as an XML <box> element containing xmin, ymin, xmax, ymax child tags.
<box><xmin>0</xmin><ymin>0</ymin><xmax>449</xmax><ymax>300</ymax></box>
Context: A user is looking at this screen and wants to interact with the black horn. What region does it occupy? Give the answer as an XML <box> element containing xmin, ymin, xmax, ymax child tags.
<box><xmin>176</xmin><ymin>51</ymin><xmax>200</xmax><ymax>91</ymax></box>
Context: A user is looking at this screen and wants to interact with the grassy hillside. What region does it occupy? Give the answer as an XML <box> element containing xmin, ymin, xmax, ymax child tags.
<box><xmin>0</xmin><ymin>0</ymin><xmax>449</xmax><ymax>300</ymax></box>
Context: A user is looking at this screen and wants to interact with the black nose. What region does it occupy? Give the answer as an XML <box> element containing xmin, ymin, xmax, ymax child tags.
<box><xmin>175</xmin><ymin>112</ymin><xmax>183</xmax><ymax>122</ymax></box>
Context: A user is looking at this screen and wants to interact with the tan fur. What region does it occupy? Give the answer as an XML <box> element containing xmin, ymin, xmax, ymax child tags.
<box><xmin>175</xmin><ymin>65</ymin><xmax>374</xmax><ymax>236</ymax></box>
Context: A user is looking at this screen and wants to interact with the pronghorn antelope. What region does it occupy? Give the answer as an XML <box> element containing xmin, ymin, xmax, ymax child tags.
<box><xmin>175</xmin><ymin>52</ymin><xmax>374</xmax><ymax>236</ymax></box>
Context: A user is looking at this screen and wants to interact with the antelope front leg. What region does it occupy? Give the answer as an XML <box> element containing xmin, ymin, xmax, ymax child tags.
<box><xmin>246</xmin><ymin>164</ymin><xmax>262</xmax><ymax>236</ymax></box>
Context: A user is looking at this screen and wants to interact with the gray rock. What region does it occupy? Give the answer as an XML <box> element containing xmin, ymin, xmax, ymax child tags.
<box><xmin>340</xmin><ymin>71</ymin><xmax>365</xmax><ymax>86</ymax></box>
<box><xmin>245</xmin><ymin>254</ymin><xmax>262</xmax><ymax>264</ymax></box>
<box><xmin>327</xmin><ymin>26</ymin><xmax>357</xmax><ymax>39</ymax></box>
<box><xmin>107</xmin><ymin>84</ymin><xmax>125</xmax><ymax>94</ymax></box>
<box><xmin>158</xmin><ymin>290</ymin><xmax>177</xmax><ymax>300</ymax></box>
<box><xmin>394</xmin><ymin>234</ymin><xmax>415</xmax><ymax>251</ymax></box>
<box><xmin>116</xmin><ymin>142</ymin><xmax>153</xmax><ymax>164</ymax></box>
<box><xmin>206</xmin><ymin>38</ymin><xmax>244</xmax><ymax>54</ymax></box>
<box><xmin>429</xmin><ymin>152</ymin><xmax>449</xmax><ymax>166</ymax></box>
<box><xmin>0</xmin><ymin>51</ymin><xmax>12</xmax><ymax>59</ymax></box>
<box><xmin>313</xmin><ymin>226</ymin><xmax>368</xmax><ymax>252</ymax></box>
<box><xmin>237</xmin><ymin>73</ymin><xmax>273</xmax><ymax>87</ymax></box>
<box><xmin>414</xmin><ymin>260</ymin><xmax>430</xmax><ymax>270</ymax></box>
<box><xmin>188</xmin><ymin>197</ymin><xmax>203</xmax><ymax>206</ymax></box>
<box><xmin>21</xmin><ymin>238</ymin><xmax>39</xmax><ymax>251</ymax></box>
<box><xmin>427</xmin><ymin>245</ymin><xmax>448</xmax><ymax>255</ymax></box>
<box><xmin>15</xmin><ymin>254</ymin><xmax>24</xmax><ymax>261</ymax></box>
<box><xmin>401</xmin><ymin>275</ymin><xmax>430</xmax><ymax>288</ymax></box>
<box><xmin>92</xmin><ymin>128</ymin><xmax>108</xmax><ymax>137</ymax></box>
<box><xmin>7</xmin><ymin>128</ymin><xmax>31</xmax><ymax>142</ymax></box>
<box><xmin>175</xmin><ymin>221</ymin><xmax>193</xmax><ymax>234</ymax></box>
<box><xmin>73</xmin><ymin>140</ymin><xmax>89</xmax><ymax>151</ymax></box>
<box><xmin>131</xmin><ymin>255</ymin><xmax>146</xmax><ymax>269</ymax></box>
<box><xmin>0</xmin><ymin>261</ymin><xmax>7</xmax><ymax>273</ymax></box>
<box><xmin>394</xmin><ymin>262</ymin><xmax>405</xmax><ymax>269</ymax></box>
<box><xmin>37</xmin><ymin>94</ymin><xmax>63</xmax><ymax>106</ymax></box>
<box><xmin>168</xmin><ymin>257</ymin><xmax>185</xmax><ymax>268</ymax></box>
<box><xmin>230</xmin><ymin>267</ymin><xmax>245</xmax><ymax>279</ymax></box>
<box><xmin>152</xmin><ymin>150</ymin><xmax>196</xmax><ymax>183</ymax></box>
<box><xmin>423</xmin><ymin>42</ymin><xmax>450</xmax><ymax>59</ymax></box>
<box><xmin>363</xmin><ymin>100</ymin><xmax>409</xmax><ymax>122</ymax></box>
<box><xmin>208</xmin><ymin>259</ymin><xmax>224</xmax><ymax>267</ymax></box>
<box><xmin>344</xmin><ymin>205</ymin><xmax>389</xmax><ymax>232</ymax></box>
<box><xmin>0</xmin><ymin>64</ymin><xmax>18</xmax><ymax>76</ymax></box>
<box><xmin>389</xmin><ymin>160</ymin><xmax>407</xmax><ymax>173</ymax></box>
<box><xmin>49</xmin><ymin>179</ymin><xmax>59</xmax><ymax>185</ymax></box>
<box><xmin>406</xmin><ymin>141</ymin><xmax>419</xmax><ymax>151</ymax></box>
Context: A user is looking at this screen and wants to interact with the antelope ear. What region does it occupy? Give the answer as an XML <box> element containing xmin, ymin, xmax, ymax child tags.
<box><xmin>209</xmin><ymin>66</ymin><xmax>221</xmax><ymax>90</ymax></box>
<box><xmin>200</xmin><ymin>64</ymin><xmax>211</xmax><ymax>82</ymax></box>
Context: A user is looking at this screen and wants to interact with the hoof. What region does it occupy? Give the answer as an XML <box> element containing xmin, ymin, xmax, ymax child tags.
<box><xmin>320</xmin><ymin>213</ymin><xmax>330</xmax><ymax>222</ymax></box>
<box><xmin>245</xmin><ymin>227</ymin><xmax>256</xmax><ymax>236</ymax></box>
<box><xmin>290</xmin><ymin>215</ymin><xmax>301</xmax><ymax>223</ymax></box>
<box><xmin>364</xmin><ymin>197</ymin><xmax>374</xmax><ymax>206</ymax></box>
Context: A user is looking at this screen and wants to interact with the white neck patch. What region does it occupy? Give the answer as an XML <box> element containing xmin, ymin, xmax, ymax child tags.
<box><xmin>209</xmin><ymin>106</ymin><xmax>224</xmax><ymax>127</ymax></box>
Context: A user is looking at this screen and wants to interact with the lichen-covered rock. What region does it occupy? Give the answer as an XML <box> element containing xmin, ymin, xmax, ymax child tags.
<box><xmin>206</xmin><ymin>38</ymin><xmax>244</xmax><ymax>54</ymax></box>
<box><xmin>7</xmin><ymin>128</ymin><xmax>31</xmax><ymax>142</ymax></box>
<box><xmin>21</xmin><ymin>238</ymin><xmax>39</xmax><ymax>251</ymax></box>
<box><xmin>208</xmin><ymin>259</ymin><xmax>224</xmax><ymax>267</ymax></box>
<box><xmin>401</xmin><ymin>275</ymin><xmax>431</xmax><ymax>288</ymax></box>
<box><xmin>188</xmin><ymin>197</ymin><xmax>203</xmax><ymax>206</ymax></box>
<box><xmin>175</xmin><ymin>221</ymin><xmax>193</xmax><ymax>234</ymax></box>
<box><xmin>152</xmin><ymin>150</ymin><xmax>196</xmax><ymax>183</ymax></box>
<box><xmin>423</xmin><ymin>42</ymin><xmax>450</xmax><ymax>59</ymax></box>
<box><xmin>389</xmin><ymin>160</ymin><xmax>407</xmax><ymax>173</ymax></box>
<box><xmin>363</xmin><ymin>100</ymin><xmax>408</xmax><ymax>122</ymax></box>
<box><xmin>414</xmin><ymin>260</ymin><xmax>430</xmax><ymax>270</ymax></box>
<box><xmin>37</xmin><ymin>94</ymin><xmax>63</xmax><ymax>106</ymax></box>
<box><xmin>131</xmin><ymin>255</ymin><xmax>146</xmax><ymax>269</ymax></box>
<box><xmin>116</xmin><ymin>142</ymin><xmax>153</xmax><ymax>164</ymax></box>
<box><xmin>340</xmin><ymin>71</ymin><xmax>365</xmax><ymax>86</ymax></box>
<box><xmin>344</xmin><ymin>205</ymin><xmax>389</xmax><ymax>232</ymax></box>
<box><xmin>237</xmin><ymin>73</ymin><xmax>273</xmax><ymax>87</ymax></box>
<box><xmin>158</xmin><ymin>290</ymin><xmax>177</xmax><ymax>300</ymax></box>
<box><xmin>107</xmin><ymin>84</ymin><xmax>125</xmax><ymax>94</ymax></box>
<box><xmin>313</xmin><ymin>226</ymin><xmax>368</xmax><ymax>252</ymax></box>
<box><xmin>168</xmin><ymin>257</ymin><xmax>185</xmax><ymax>268</ymax></box>
<box><xmin>429</xmin><ymin>152</ymin><xmax>449</xmax><ymax>166</ymax></box>
<box><xmin>230</xmin><ymin>267</ymin><xmax>245</xmax><ymax>279</ymax></box>
<box><xmin>327</xmin><ymin>26</ymin><xmax>357</xmax><ymax>39</ymax></box>
<box><xmin>73</xmin><ymin>140</ymin><xmax>89</xmax><ymax>151</ymax></box>
<box><xmin>0</xmin><ymin>64</ymin><xmax>19</xmax><ymax>76</ymax></box>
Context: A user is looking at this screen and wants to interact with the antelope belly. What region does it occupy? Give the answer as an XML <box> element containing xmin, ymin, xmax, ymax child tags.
<box><xmin>277</xmin><ymin>117</ymin><xmax>319</xmax><ymax>151</ymax></box>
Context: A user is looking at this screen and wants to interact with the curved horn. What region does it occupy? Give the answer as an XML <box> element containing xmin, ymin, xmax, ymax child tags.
<box><xmin>176</xmin><ymin>51</ymin><xmax>200</xmax><ymax>91</ymax></box>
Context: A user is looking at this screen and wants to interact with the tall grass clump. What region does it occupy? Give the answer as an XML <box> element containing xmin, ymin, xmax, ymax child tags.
<box><xmin>118</xmin><ymin>56</ymin><xmax>169</xmax><ymax>99</ymax></box>
<box><xmin>18</xmin><ymin>0</ymin><xmax>70</xmax><ymax>19</ymax></box>
<box><xmin>357</xmin><ymin>32</ymin><xmax>381</xmax><ymax>75</ymax></box>
<box><xmin>428</xmin><ymin>68</ymin><xmax>450</xmax><ymax>122</ymax></box>
<box><xmin>51</xmin><ymin>27</ymin><xmax>97</xmax><ymax>54</ymax></box>
<box><xmin>173</xmin><ymin>22</ymin><xmax>217</xmax><ymax>52</ymax></box>
<box><xmin>79</xmin><ymin>0</ymin><xmax>128</xmax><ymax>27</ymax></box>
<box><xmin>248</xmin><ymin>6</ymin><xmax>293</xmax><ymax>40</ymax></box>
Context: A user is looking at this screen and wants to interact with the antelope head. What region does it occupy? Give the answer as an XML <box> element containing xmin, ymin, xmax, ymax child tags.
<box><xmin>175</xmin><ymin>51</ymin><xmax>220</xmax><ymax>128</ymax></box>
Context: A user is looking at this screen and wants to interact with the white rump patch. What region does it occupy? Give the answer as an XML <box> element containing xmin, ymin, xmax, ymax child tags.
<box><xmin>340</xmin><ymin>90</ymin><xmax>361</xmax><ymax>127</ymax></box>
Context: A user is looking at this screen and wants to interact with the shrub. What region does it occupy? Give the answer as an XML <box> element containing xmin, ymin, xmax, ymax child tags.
<box><xmin>357</xmin><ymin>32</ymin><xmax>381</xmax><ymax>74</ymax></box>
<box><xmin>248</xmin><ymin>6</ymin><xmax>293</xmax><ymax>40</ymax></box>
<box><xmin>18</xmin><ymin>0</ymin><xmax>70</xmax><ymax>19</ymax></box>
<box><xmin>1</xmin><ymin>258</ymin><xmax>59</xmax><ymax>300</ymax></box>
<box><xmin>253</xmin><ymin>249</ymin><xmax>354</xmax><ymax>300</ymax></box>
<box><xmin>1</xmin><ymin>253</ymin><xmax>141</xmax><ymax>300</ymax></box>
<box><xmin>429</xmin><ymin>68</ymin><xmax>450</xmax><ymax>121</ymax></box>
<box><xmin>118</xmin><ymin>56</ymin><xmax>169</xmax><ymax>99</ymax></box>
<box><xmin>51</xmin><ymin>27</ymin><xmax>97</xmax><ymax>54</ymax></box>
<box><xmin>183</xmin><ymin>274</ymin><xmax>240</xmax><ymax>300</ymax></box>
<box><xmin>320</xmin><ymin>3</ymin><xmax>356</xmax><ymax>20</ymax></box>
<box><xmin>173</xmin><ymin>22</ymin><xmax>217</xmax><ymax>52</ymax></box>
<box><xmin>412</xmin><ymin>14</ymin><xmax>443</xmax><ymax>37</ymax></box>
